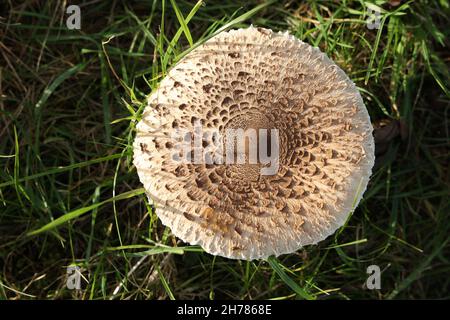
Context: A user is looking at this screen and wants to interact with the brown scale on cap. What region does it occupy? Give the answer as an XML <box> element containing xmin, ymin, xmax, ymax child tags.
<box><xmin>133</xmin><ymin>26</ymin><xmax>375</xmax><ymax>260</ymax></box>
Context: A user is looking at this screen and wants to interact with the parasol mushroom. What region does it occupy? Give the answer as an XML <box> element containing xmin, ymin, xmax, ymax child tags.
<box><xmin>133</xmin><ymin>26</ymin><xmax>375</xmax><ymax>260</ymax></box>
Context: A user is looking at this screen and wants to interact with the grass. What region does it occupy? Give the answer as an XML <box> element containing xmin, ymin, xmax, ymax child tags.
<box><xmin>0</xmin><ymin>0</ymin><xmax>449</xmax><ymax>299</ymax></box>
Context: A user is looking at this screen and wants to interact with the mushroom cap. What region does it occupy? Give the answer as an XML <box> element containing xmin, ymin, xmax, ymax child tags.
<box><xmin>133</xmin><ymin>26</ymin><xmax>375</xmax><ymax>260</ymax></box>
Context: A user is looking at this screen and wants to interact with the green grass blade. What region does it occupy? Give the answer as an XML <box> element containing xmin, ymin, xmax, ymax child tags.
<box><xmin>267</xmin><ymin>256</ymin><xmax>315</xmax><ymax>300</ymax></box>
<box><xmin>27</xmin><ymin>188</ymin><xmax>145</xmax><ymax>236</ymax></box>
<box><xmin>157</xmin><ymin>266</ymin><xmax>175</xmax><ymax>300</ymax></box>
<box><xmin>169</xmin><ymin>0</ymin><xmax>194</xmax><ymax>47</ymax></box>
<box><xmin>35</xmin><ymin>62</ymin><xmax>87</xmax><ymax>109</ymax></box>
<box><xmin>162</xmin><ymin>0</ymin><xmax>203</xmax><ymax>68</ymax></box>
<box><xmin>0</xmin><ymin>154</ymin><xmax>123</xmax><ymax>188</ymax></box>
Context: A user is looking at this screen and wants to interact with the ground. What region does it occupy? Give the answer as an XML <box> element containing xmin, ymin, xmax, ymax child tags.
<box><xmin>0</xmin><ymin>0</ymin><xmax>449</xmax><ymax>299</ymax></box>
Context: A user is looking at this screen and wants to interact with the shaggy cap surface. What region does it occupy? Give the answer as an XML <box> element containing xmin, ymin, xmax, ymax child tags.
<box><xmin>133</xmin><ymin>26</ymin><xmax>375</xmax><ymax>260</ymax></box>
